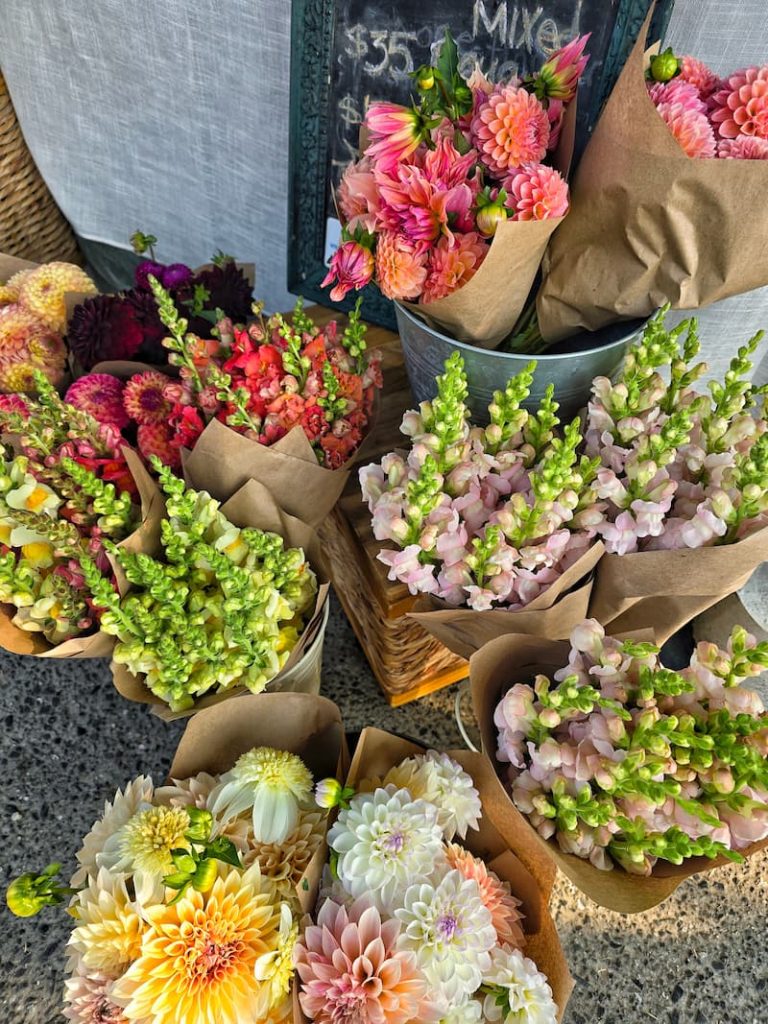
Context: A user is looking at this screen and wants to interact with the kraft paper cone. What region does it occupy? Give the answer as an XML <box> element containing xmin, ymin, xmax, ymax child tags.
<box><xmin>0</xmin><ymin>446</ymin><xmax>163</xmax><ymax>658</ymax></box>
<box><xmin>168</xmin><ymin>691</ymin><xmax>347</xmax><ymax>914</ymax></box>
<box><xmin>588</xmin><ymin>525</ymin><xmax>768</xmax><ymax>643</ymax></box>
<box><xmin>326</xmin><ymin>727</ymin><xmax>573</xmax><ymax>1021</ymax></box>
<box><xmin>536</xmin><ymin>10</ymin><xmax>768</xmax><ymax>342</ymax></box>
<box><xmin>111</xmin><ymin>476</ymin><xmax>331</xmax><ymax>719</ymax></box>
<box><xmin>470</xmin><ymin>633</ymin><xmax>768</xmax><ymax>913</ymax></box>
<box><xmin>408</xmin><ymin>540</ymin><xmax>604</xmax><ymax>659</ymax></box>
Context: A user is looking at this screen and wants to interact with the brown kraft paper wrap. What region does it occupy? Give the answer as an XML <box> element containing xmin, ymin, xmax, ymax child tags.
<box><xmin>588</xmin><ymin>525</ymin><xmax>768</xmax><ymax>644</ymax></box>
<box><xmin>470</xmin><ymin>633</ymin><xmax>768</xmax><ymax>913</ymax></box>
<box><xmin>401</xmin><ymin>99</ymin><xmax>578</xmax><ymax>350</ymax></box>
<box><xmin>292</xmin><ymin>727</ymin><xmax>573</xmax><ymax>1023</ymax></box>
<box><xmin>167</xmin><ymin>691</ymin><xmax>348</xmax><ymax>915</ymax></box>
<box><xmin>408</xmin><ymin>540</ymin><xmax>604</xmax><ymax>660</ymax></box>
<box><xmin>536</xmin><ymin>10</ymin><xmax>768</xmax><ymax>343</ymax></box>
<box><xmin>0</xmin><ymin>447</ymin><xmax>163</xmax><ymax>658</ymax></box>
<box><xmin>111</xmin><ymin>476</ymin><xmax>331</xmax><ymax>720</ymax></box>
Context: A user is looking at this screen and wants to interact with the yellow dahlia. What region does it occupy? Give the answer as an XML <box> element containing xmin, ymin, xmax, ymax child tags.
<box><xmin>103</xmin><ymin>804</ymin><xmax>191</xmax><ymax>904</ymax></box>
<box><xmin>17</xmin><ymin>261</ymin><xmax>97</xmax><ymax>332</ymax></box>
<box><xmin>66</xmin><ymin>868</ymin><xmax>144</xmax><ymax>978</ymax></box>
<box><xmin>445</xmin><ymin>842</ymin><xmax>525</xmax><ymax>949</ymax></box>
<box><xmin>0</xmin><ymin>285</ymin><xmax>19</xmax><ymax>306</ymax></box>
<box><xmin>243</xmin><ymin>806</ymin><xmax>327</xmax><ymax>889</ymax></box>
<box><xmin>111</xmin><ymin>863</ymin><xmax>281</xmax><ymax>1024</ymax></box>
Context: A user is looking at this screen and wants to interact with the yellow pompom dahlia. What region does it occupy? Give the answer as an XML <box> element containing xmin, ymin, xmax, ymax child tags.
<box><xmin>110</xmin><ymin>863</ymin><xmax>282</xmax><ymax>1024</ymax></box>
<box><xmin>0</xmin><ymin>303</ymin><xmax>67</xmax><ymax>391</ymax></box>
<box><xmin>17</xmin><ymin>261</ymin><xmax>97</xmax><ymax>332</ymax></box>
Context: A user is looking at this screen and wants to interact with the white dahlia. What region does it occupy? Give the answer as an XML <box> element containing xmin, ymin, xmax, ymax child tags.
<box><xmin>328</xmin><ymin>786</ymin><xmax>445</xmax><ymax>912</ymax></box>
<box><xmin>440</xmin><ymin>998</ymin><xmax>485</xmax><ymax>1023</ymax></box>
<box><xmin>99</xmin><ymin>803</ymin><xmax>192</xmax><ymax>905</ymax></box>
<box><xmin>418</xmin><ymin>751</ymin><xmax>482</xmax><ymax>839</ymax></box>
<box><xmin>482</xmin><ymin>944</ymin><xmax>558</xmax><ymax>1024</ymax></box>
<box><xmin>395</xmin><ymin>868</ymin><xmax>496</xmax><ymax>1010</ymax></box>
<box><xmin>71</xmin><ymin>776</ymin><xmax>154</xmax><ymax>887</ymax></box>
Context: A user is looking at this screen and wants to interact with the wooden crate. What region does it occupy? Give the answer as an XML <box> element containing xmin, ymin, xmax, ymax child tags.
<box><xmin>311</xmin><ymin>307</ymin><xmax>468</xmax><ymax>705</ymax></box>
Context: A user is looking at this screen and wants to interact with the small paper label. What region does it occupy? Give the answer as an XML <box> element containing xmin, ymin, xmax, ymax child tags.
<box><xmin>324</xmin><ymin>217</ymin><xmax>342</xmax><ymax>266</ymax></box>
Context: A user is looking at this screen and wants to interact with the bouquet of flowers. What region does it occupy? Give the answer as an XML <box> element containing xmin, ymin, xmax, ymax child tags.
<box><xmin>67</xmin><ymin>232</ymin><xmax>254</xmax><ymax>371</ymax></box>
<box><xmin>67</xmin><ymin>284</ymin><xmax>382</xmax><ymax>525</ymax></box>
<box><xmin>80</xmin><ymin>462</ymin><xmax>328</xmax><ymax>714</ymax></box>
<box><xmin>537</xmin><ymin>15</ymin><xmax>768</xmax><ymax>343</ymax></box>
<box><xmin>295</xmin><ymin>728</ymin><xmax>571</xmax><ymax>1023</ymax></box>
<box><xmin>360</xmin><ymin>351</ymin><xmax>603</xmax><ymax>658</ymax></box>
<box><xmin>6</xmin><ymin>692</ymin><xmax>347</xmax><ymax>1024</ymax></box>
<box><xmin>0</xmin><ymin>374</ymin><xmax>159</xmax><ymax>656</ymax></box>
<box><xmin>584</xmin><ymin>309</ymin><xmax>768</xmax><ymax>639</ymax></box>
<box><xmin>471</xmin><ymin>619</ymin><xmax>768</xmax><ymax>912</ymax></box>
<box><xmin>0</xmin><ymin>254</ymin><xmax>97</xmax><ymax>391</ymax></box>
<box><xmin>324</xmin><ymin>29</ymin><xmax>588</xmax><ymax>346</ymax></box>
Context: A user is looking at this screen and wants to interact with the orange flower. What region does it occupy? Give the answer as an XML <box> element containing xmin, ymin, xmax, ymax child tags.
<box><xmin>445</xmin><ymin>843</ymin><xmax>526</xmax><ymax>948</ymax></box>
<box><xmin>421</xmin><ymin>233</ymin><xmax>487</xmax><ymax>303</ymax></box>
<box><xmin>374</xmin><ymin>231</ymin><xmax>427</xmax><ymax>301</ymax></box>
<box><xmin>471</xmin><ymin>87</ymin><xmax>550</xmax><ymax>178</ymax></box>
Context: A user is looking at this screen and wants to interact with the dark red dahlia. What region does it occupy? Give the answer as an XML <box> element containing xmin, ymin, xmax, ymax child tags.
<box><xmin>67</xmin><ymin>295</ymin><xmax>144</xmax><ymax>370</ymax></box>
<box><xmin>186</xmin><ymin>259</ymin><xmax>253</xmax><ymax>327</ymax></box>
<box><xmin>124</xmin><ymin>288</ymin><xmax>167</xmax><ymax>361</ymax></box>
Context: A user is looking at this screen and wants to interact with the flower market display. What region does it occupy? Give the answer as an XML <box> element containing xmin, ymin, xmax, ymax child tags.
<box><xmin>6</xmin><ymin>743</ymin><xmax>330</xmax><ymax>1024</ymax></box>
<box><xmin>66</xmin><ymin>283</ymin><xmax>382</xmax><ymax>476</ymax></box>
<box><xmin>0</xmin><ymin>373</ymin><xmax>145</xmax><ymax>652</ymax></box>
<box><xmin>81</xmin><ymin>461</ymin><xmax>322</xmax><ymax>712</ymax></box>
<box><xmin>297</xmin><ymin>739</ymin><xmax>565</xmax><ymax>1024</ymax></box>
<box><xmin>67</xmin><ymin>232</ymin><xmax>254</xmax><ymax>370</ymax></box>
<box><xmin>323</xmin><ymin>29</ymin><xmax>589</xmax><ymax>345</ymax></box>
<box><xmin>491</xmin><ymin>619</ymin><xmax>768</xmax><ymax>882</ymax></box>
<box><xmin>646</xmin><ymin>47</ymin><xmax>768</xmax><ymax>160</ymax></box>
<box><xmin>0</xmin><ymin>258</ymin><xmax>97</xmax><ymax>390</ymax></box>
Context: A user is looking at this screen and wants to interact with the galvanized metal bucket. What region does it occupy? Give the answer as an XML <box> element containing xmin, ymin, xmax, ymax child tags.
<box><xmin>395</xmin><ymin>302</ymin><xmax>647</xmax><ymax>422</ymax></box>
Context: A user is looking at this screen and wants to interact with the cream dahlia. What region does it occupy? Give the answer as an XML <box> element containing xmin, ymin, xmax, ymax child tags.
<box><xmin>440</xmin><ymin>999</ymin><xmax>484</xmax><ymax>1024</ymax></box>
<box><xmin>328</xmin><ymin>785</ymin><xmax>445</xmax><ymax>912</ymax></box>
<box><xmin>66</xmin><ymin>868</ymin><xmax>143</xmax><ymax>978</ymax></box>
<box><xmin>123</xmin><ymin>371</ymin><xmax>173</xmax><ymax>425</ymax></box>
<box><xmin>504</xmin><ymin>163</ymin><xmax>569</xmax><ymax>222</ymax></box>
<box><xmin>445</xmin><ymin>843</ymin><xmax>525</xmax><ymax>948</ymax></box>
<box><xmin>106</xmin><ymin>804</ymin><xmax>192</xmax><ymax>903</ymax></box>
<box><xmin>244</xmin><ymin>806</ymin><xmax>326</xmax><ymax>889</ymax></box>
<box><xmin>422</xmin><ymin>233</ymin><xmax>487</xmax><ymax>303</ymax></box>
<box><xmin>482</xmin><ymin>944</ymin><xmax>558</xmax><ymax>1024</ymax></box>
<box><xmin>710</xmin><ymin>65</ymin><xmax>768</xmax><ymax>140</ymax></box>
<box><xmin>254</xmin><ymin>902</ymin><xmax>298</xmax><ymax>1012</ymax></box>
<box><xmin>395</xmin><ymin>868</ymin><xmax>496</xmax><ymax>1010</ymax></box>
<box><xmin>17</xmin><ymin>261</ymin><xmax>97</xmax><ymax>332</ymax></box>
<box><xmin>63</xmin><ymin>971</ymin><xmax>127</xmax><ymax>1024</ymax></box>
<box><xmin>210</xmin><ymin>746</ymin><xmax>313</xmax><ymax>845</ymax></box>
<box><xmin>471</xmin><ymin>87</ymin><xmax>550</xmax><ymax>177</ymax></box>
<box><xmin>111</xmin><ymin>863</ymin><xmax>281</xmax><ymax>1024</ymax></box>
<box><xmin>296</xmin><ymin>898</ymin><xmax>433</xmax><ymax>1024</ymax></box>
<box><xmin>65</xmin><ymin>374</ymin><xmax>130</xmax><ymax>429</ymax></box>
<box><xmin>718</xmin><ymin>134</ymin><xmax>768</xmax><ymax>158</ymax></box>
<box><xmin>72</xmin><ymin>776</ymin><xmax>154</xmax><ymax>887</ymax></box>
<box><xmin>376</xmin><ymin>752</ymin><xmax>480</xmax><ymax>838</ymax></box>
<box><xmin>656</xmin><ymin>102</ymin><xmax>717</xmax><ymax>158</ymax></box>
<box><xmin>374</xmin><ymin>230</ymin><xmax>428</xmax><ymax>300</ymax></box>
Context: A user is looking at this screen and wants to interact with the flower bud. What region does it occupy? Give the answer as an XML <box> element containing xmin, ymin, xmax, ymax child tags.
<box><xmin>476</xmin><ymin>201</ymin><xmax>508</xmax><ymax>238</ymax></box>
<box><xmin>315</xmin><ymin>778</ymin><xmax>349</xmax><ymax>809</ymax></box>
<box><xmin>185</xmin><ymin>807</ymin><xmax>213</xmax><ymax>843</ymax></box>
<box><xmin>191</xmin><ymin>858</ymin><xmax>218</xmax><ymax>893</ymax></box>
<box><xmin>416</xmin><ymin>67</ymin><xmax>435</xmax><ymax>91</ymax></box>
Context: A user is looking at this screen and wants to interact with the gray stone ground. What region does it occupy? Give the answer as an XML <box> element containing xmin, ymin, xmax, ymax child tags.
<box><xmin>0</xmin><ymin>594</ymin><xmax>765</xmax><ymax>1024</ymax></box>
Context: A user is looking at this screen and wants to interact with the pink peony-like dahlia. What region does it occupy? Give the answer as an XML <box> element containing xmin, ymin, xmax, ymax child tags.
<box><xmin>710</xmin><ymin>65</ymin><xmax>768</xmax><ymax>140</ymax></box>
<box><xmin>504</xmin><ymin>163</ymin><xmax>569</xmax><ymax>221</ymax></box>
<box><xmin>321</xmin><ymin>241</ymin><xmax>375</xmax><ymax>302</ymax></box>
<box><xmin>123</xmin><ymin>370</ymin><xmax>173</xmax><ymax>425</ymax></box>
<box><xmin>471</xmin><ymin>86</ymin><xmax>550</xmax><ymax>178</ymax></box>
<box><xmin>656</xmin><ymin>102</ymin><xmax>717</xmax><ymax>158</ymax></box>
<box><xmin>422</xmin><ymin>232</ymin><xmax>488</xmax><ymax>303</ymax></box>
<box><xmin>374</xmin><ymin>230</ymin><xmax>428</xmax><ymax>301</ymax></box>
<box><xmin>648</xmin><ymin>78</ymin><xmax>706</xmax><ymax>114</ymax></box>
<box><xmin>445</xmin><ymin>843</ymin><xmax>526</xmax><ymax>949</ymax></box>
<box><xmin>66</xmin><ymin>374</ymin><xmax>130</xmax><ymax>429</ymax></box>
<box><xmin>338</xmin><ymin>157</ymin><xmax>380</xmax><ymax>234</ymax></box>
<box><xmin>679</xmin><ymin>55</ymin><xmax>722</xmax><ymax>99</ymax></box>
<box><xmin>718</xmin><ymin>134</ymin><xmax>768</xmax><ymax>159</ymax></box>
<box><xmin>295</xmin><ymin>898</ymin><xmax>432</xmax><ymax>1024</ymax></box>
<box><xmin>0</xmin><ymin>303</ymin><xmax>67</xmax><ymax>391</ymax></box>
<box><xmin>137</xmin><ymin>422</ymin><xmax>180</xmax><ymax>469</ymax></box>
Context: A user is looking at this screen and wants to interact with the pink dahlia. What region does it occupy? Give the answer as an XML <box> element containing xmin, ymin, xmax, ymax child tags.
<box><xmin>364</xmin><ymin>102</ymin><xmax>426</xmax><ymax>171</ymax></box>
<box><xmin>679</xmin><ymin>55</ymin><xmax>721</xmax><ymax>99</ymax></box>
<box><xmin>64</xmin><ymin>972</ymin><xmax>127</xmax><ymax>1023</ymax></box>
<box><xmin>375</xmin><ymin>163</ymin><xmax>475</xmax><ymax>244</ymax></box>
<box><xmin>445</xmin><ymin>843</ymin><xmax>526</xmax><ymax>949</ymax></box>
<box><xmin>123</xmin><ymin>371</ymin><xmax>173</xmax><ymax>425</ymax></box>
<box><xmin>531</xmin><ymin>33</ymin><xmax>591</xmax><ymax>103</ymax></box>
<box><xmin>137</xmin><ymin>422</ymin><xmax>180</xmax><ymax>469</ymax></box>
<box><xmin>648</xmin><ymin>78</ymin><xmax>706</xmax><ymax>114</ymax></box>
<box><xmin>295</xmin><ymin>898</ymin><xmax>432</xmax><ymax>1024</ymax></box>
<box><xmin>338</xmin><ymin>158</ymin><xmax>380</xmax><ymax>234</ymax></box>
<box><xmin>710</xmin><ymin>65</ymin><xmax>768</xmax><ymax>140</ymax></box>
<box><xmin>422</xmin><ymin>233</ymin><xmax>488</xmax><ymax>303</ymax></box>
<box><xmin>65</xmin><ymin>374</ymin><xmax>130</xmax><ymax>429</ymax></box>
<box><xmin>656</xmin><ymin>102</ymin><xmax>717</xmax><ymax>158</ymax></box>
<box><xmin>471</xmin><ymin>87</ymin><xmax>550</xmax><ymax>178</ymax></box>
<box><xmin>321</xmin><ymin>241</ymin><xmax>375</xmax><ymax>302</ymax></box>
<box><xmin>504</xmin><ymin>163</ymin><xmax>569</xmax><ymax>221</ymax></box>
<box><xmin>374</xmin><ymin>231</ymin><xmax>428</xmax><ymax>301</ymax></box>
<box><xmin>718</xmin><ymin>135</ymin><xmax>768</xmax><ymax>159</ymax></box>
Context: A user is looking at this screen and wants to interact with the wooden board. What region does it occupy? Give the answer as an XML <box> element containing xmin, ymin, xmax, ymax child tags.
<box><xmin>308</xmin><ymin>305</ymin><xmax>469</xmax><ymax>704</ymax></box>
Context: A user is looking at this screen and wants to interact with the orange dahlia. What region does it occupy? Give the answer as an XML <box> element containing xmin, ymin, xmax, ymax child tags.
<box><xmin>445</xmin><ymin>842</ymin><xmax>526</xmax><ymax>949</ymax></box>
<box><xmin>471</xmin><ymin>87</ymin><xmax>550</xmax><ymax>178</ymax></box>
<box><xmin>374</xmin><ymin>231</ymin><xmax>428</xmax><ymax>301</ymax></box>
<box><xmin>711</xmin><ymin>65</ymin><xmax>768</xmax><ymax>140</ymax></box>
<box><xmin>505</xmin><ymin>163</ymin><xmax>569</xmax><ymax>221</ymax></box>
<box><xmin>111</xmin><ymin>863</ymin><xmax>282</xmax><ymax>1024</ymax></box>
<box><xmin>422</xmin><ymin>233</ymin><xmax>488</xmax><ymax>303</ymax></box>
<box><xmin>17</xmin><ymin>262</ymin><xmax>97</xmax><ymax>332</ymax></box>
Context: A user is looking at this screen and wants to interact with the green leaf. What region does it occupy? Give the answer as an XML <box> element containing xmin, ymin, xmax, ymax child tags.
<box><xmin>205</xmin><ymin>837</ymin><xmax>242</xmax><ymax>868</ymax></box>
<box><xmin>436</xmin><ymin>29</ymin><xmax>460</xmax><ymax>90</ymax></box>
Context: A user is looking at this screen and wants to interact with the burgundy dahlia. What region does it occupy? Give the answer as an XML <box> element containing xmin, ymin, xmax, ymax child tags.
<box><xmin>67</xmin><ymin>295</ymin><xmax>144</xmax><ymax>370</ymax></box>
<box><xmin>189</xmin><ymin>259</ymin><xmax>253</xmax><ymax>325</ymax></box>
<box><xmin>124</xmin><ymin>288</ymin><xmax>168</xmax><ymax>361</ymax></box>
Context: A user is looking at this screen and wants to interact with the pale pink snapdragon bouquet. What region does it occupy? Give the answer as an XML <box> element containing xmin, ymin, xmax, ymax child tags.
<box><xmin>324</xmin><ymin>30</ymin><xmax>589</xmax><ymax>346</ymax></box>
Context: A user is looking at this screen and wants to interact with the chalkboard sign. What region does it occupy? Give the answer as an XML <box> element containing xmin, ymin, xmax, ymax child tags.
<box><xmin>288</xmin><ymin>0</ymin><xmax>674</xmax><ymax>328</ymax></box>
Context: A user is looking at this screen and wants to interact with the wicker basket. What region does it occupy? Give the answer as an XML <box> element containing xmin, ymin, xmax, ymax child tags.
<box><xmin>0</xmin><ymin>71</ymin><xmax>80</xmax><ymax>265</ymax></box>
